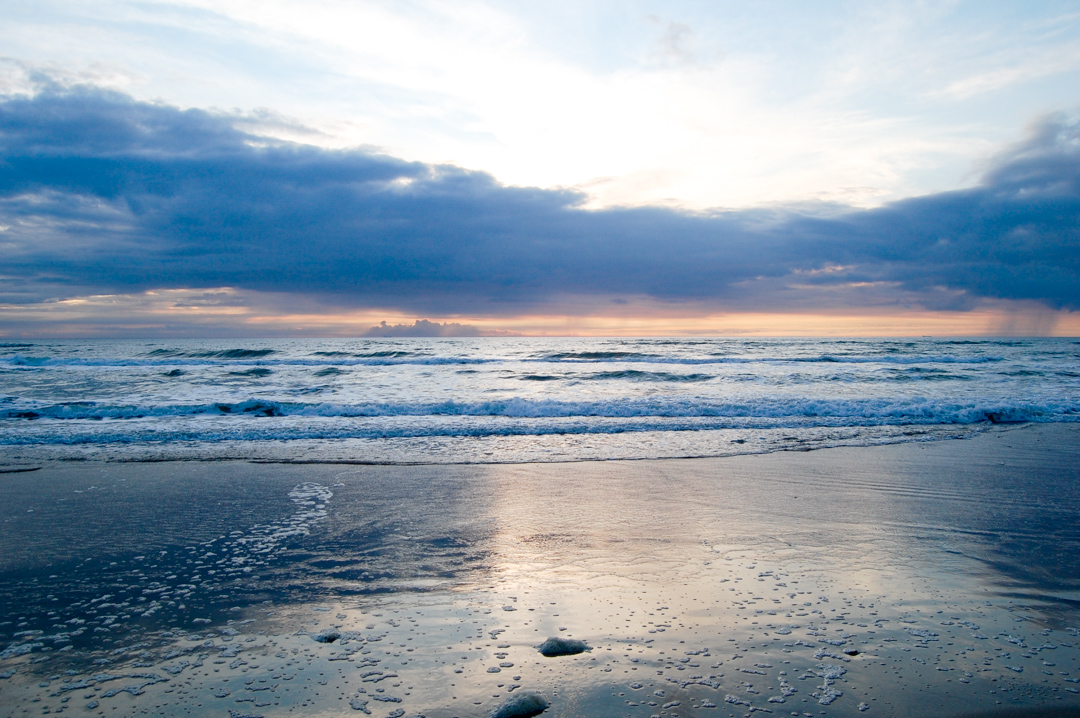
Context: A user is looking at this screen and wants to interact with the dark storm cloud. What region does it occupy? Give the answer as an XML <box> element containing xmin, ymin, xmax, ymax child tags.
<box><xmin>1</xmin><ymin>88</ymin><xmax>1078</xmax><ymax>314</ymax></box>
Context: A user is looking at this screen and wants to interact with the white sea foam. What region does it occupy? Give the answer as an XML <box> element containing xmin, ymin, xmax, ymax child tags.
<box><xmin>2</xmin><ymin>395</ymin><xmax>1075</xmax><ymax>423</ymax></box>
<box><xmin>2</xmin><ymin>337</ymin><xmax>1076</xmax><ymax>462</ymax></box>
<box><xmin>0</xmin><ymin>352</ymin><xmax>1006</xmax><ymax>367</ymax></box>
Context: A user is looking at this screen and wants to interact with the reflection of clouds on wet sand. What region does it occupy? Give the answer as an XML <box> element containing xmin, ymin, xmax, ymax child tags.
<box><xmin>1</xmin><ymin>425</ymin><xmax>1080</xmax><ymax>716</ymax></box>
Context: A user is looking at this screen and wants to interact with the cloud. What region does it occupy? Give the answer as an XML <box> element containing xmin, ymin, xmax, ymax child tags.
<box><xmin>0</xmin><ymin>87</ymin><xmax>1078</xmax><ymax>325</ymax></box>
<box><xmin>362</xmin><ymin>320</ymin><xmax>485</xmax><ymax>337</ymax></box>
<box><xmin>647</xmin><ymin>18</ymin><xmax>705</xmax><ymax>67</ymax></box>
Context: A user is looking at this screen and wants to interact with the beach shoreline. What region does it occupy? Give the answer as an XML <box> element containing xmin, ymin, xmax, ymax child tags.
<box><xmin>2</xmin><ymin>423</ymin><xmax>1080</xmax><ymax>717</ymax></box>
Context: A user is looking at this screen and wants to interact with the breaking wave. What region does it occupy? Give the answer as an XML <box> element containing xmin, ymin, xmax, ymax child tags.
<box><xmin>145</xmin><ymin>348</ymin><xmax>277</xmax><ymax>359</ymax></box>
<box><xmin>2</xmin><ymin>396</ymin><xmax>1075</xmax><ymax>425</ymax></box>
<box><xmin>2</xmin><ymin>338</ymin><xmax>1075</xmax><ymax>457</ymax></box>
<box><xmin>0</xmin><ymin>353</ymin><xmax>1006</xmax><ymax>368</ymax></box>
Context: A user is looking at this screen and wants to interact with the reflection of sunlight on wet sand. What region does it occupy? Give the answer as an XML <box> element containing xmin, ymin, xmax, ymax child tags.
<box><xmin>445</xmin><ymin>427</ymin><xmax>1080</xmax><ymax>716</ymax></box>
<box><xmin>481</xmin><ymin>462</ymin><xmax>708</xmax><ymax>591</ymax></box>
<box><xmin>478</xmin><ymin>452</ymin><xmax>928</xmax><ymax>607</ymax></box>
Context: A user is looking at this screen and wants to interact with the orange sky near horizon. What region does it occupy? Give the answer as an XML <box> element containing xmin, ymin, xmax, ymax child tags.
<box><xmin>2</xmin><ymin>287</ymin><xmax>1077</xmax><ymax>338</ymax></box>
<box><xmin>261</xmin><ymin>309</ymin><xmax>1080</xmax><ymax>338</ymax></box>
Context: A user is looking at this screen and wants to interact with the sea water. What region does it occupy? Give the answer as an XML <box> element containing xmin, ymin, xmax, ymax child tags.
<box><xmin>1</xmin><ymin>337</ymin><xmax>1077</xmax><ymax>463</ymax></box>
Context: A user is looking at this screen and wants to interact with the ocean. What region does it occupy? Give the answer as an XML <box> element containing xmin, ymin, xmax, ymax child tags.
<box><xmin>2</xmin><ymin>337</ymin><xmax>1078</xmax><ymax>463</ymax></box>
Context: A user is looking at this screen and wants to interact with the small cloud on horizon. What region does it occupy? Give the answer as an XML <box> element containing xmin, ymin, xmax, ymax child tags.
<box><xmin>361</xmin><ymin>320</ymin><xmax>516</xmax><ymax>338</ymax></box>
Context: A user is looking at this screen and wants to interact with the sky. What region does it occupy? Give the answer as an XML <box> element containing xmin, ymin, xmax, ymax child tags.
<box><xmin>1</xmin><ymin>0</ymin><xmax>1079</xmax><ymax>336</ymax></box>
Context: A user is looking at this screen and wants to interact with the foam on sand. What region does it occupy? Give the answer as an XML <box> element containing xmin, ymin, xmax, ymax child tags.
<box><xmin>490</xmin><ymin>691</ymin><xmax>549</xmax><ymax>717</ymax></box>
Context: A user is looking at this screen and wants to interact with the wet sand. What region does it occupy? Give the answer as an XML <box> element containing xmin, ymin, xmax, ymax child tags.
<box><xmin>2</xmin><ymin>423</ymin><xmax>1080</xmax><ymax>717</ymax></box>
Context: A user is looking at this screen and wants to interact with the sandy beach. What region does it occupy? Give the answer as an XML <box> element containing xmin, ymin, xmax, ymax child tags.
<box><xmin>3</xmin><ymin>423</ymin><xmax>1080</xmax><ymax>718</ymax></box>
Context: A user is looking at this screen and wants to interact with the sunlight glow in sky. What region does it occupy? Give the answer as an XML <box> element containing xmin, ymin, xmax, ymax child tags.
<box><xmin>6</xmin><ymin>0</ymin><xmax>1080</xmax><ymax>209</ymax></box>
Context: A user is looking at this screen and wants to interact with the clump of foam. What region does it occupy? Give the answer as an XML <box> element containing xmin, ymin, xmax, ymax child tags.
<box><xmin>490</xmin><ymin>691</ymin><xmax>549</xmax><ymax>718</ymax></box>
<box><xmin>813</xmin><ymin>663</ymin><xmax>846</xmax><ymax>705</ymax></box>
<box><xmin>536</xmin><ymin>637</ymin><xmax>588</xmax><ymax>656</ymax></box>
<box><xmin>817</xmin><ymin>686</ymin><xmax>843</xmax><ymax>705</ymax></box>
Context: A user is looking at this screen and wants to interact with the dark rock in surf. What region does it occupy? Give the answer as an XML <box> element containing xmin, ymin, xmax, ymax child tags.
<box><xmin>536</xmin><ymin>637</ymin><xmax>588</xmax><ymax>657</ymax></box>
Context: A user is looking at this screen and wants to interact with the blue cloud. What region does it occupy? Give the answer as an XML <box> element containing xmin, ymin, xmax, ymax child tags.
<box><xmin>362</xmin><ymin>320</ymin><xmax>486</xmax><ymax>337</ymax></box>
<box><xmin>1</xmin><ymin>88</ymin><xmax>1078</xmax><ymax>315</ymax></box>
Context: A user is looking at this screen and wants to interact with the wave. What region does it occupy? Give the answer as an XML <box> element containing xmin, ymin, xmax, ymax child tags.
<box><xmin>537</xmin><ymin>351</ymin><xmax>1004</xmax><ymax>365</ymax></box>
<box><xmin>0</xmin><ymin>413</ymin><xmax>1068</xmax><ymax>447</ymax></box>
<box><xmin>1</xmin><ymin>355</ymin><xmax>494</xmax><ymax>368</ymax></box>
<box><xmin>520</xmin><ymin>371</ymin><xmax>714</xmax><ymax>382</ymax></box>
<box><xmin>879</xmin><ymin>367</ymin><xmax>972</xmax><ymax>382</ymax></box>
<box><xmin>0</xmin><ymin>353</ymin><xmax>1005</xmax><ymax>369</ymax></box>
<box><xmin>587</xmin><ymin>370</ymin><xmax>713</xmax><ymax>382</ymax></box>
<box><xmin>226</xmin><ymin>367</ymin><xmax>274</xmax><ymax>377</ymax></box>
<box><xmin>309</xmin><ymin>350</ymin><xmax>427</xmax><ymax>358</ymax></box>
<box><xmin>541</xmin><ymin>351</ymin><xmax>652</xmax><ymax>360</ymax></box>
<box><xmin>2</xmin><ymin>396</ymin><xmax>1075</xmax><ymax>425</ymax></box>
<box><xmin>145</xmin><ymin>348</ymin><xmax>276</xmax><ymax>359</ymax></box>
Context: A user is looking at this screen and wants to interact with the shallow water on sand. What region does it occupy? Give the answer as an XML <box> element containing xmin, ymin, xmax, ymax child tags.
<box><xmin>2</xmin><ymin>425</ymin><xmax>1080</xmax><ymax>718</ymax></box>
